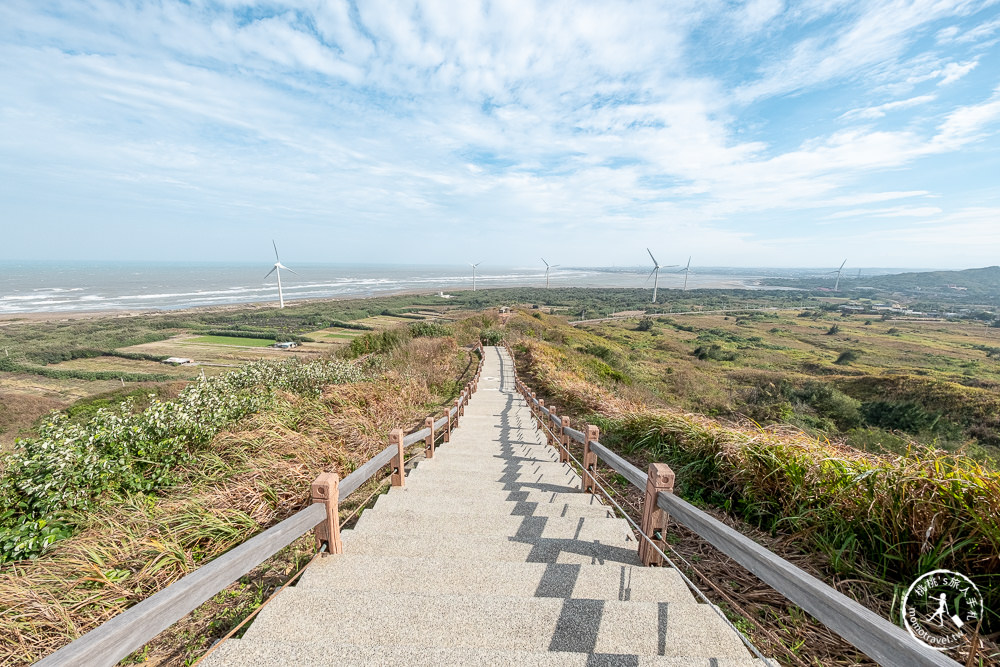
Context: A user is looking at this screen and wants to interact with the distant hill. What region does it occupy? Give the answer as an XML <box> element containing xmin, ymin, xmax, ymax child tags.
<box><xmin>863</xmin><ymin>266</ymin><xmax>1000</xmax><ymax>305</ymax></box>
<box><xmin>764</xmin><ymin>266</ymin><xmax>1000</xmax><ymax>307</ymax></box>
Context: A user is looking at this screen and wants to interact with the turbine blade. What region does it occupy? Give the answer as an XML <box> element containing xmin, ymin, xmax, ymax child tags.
<box><xmin>839</xmin><ymin>259</ymin><xmax>847</xmax><ymax>271</ymax></box>
<box><xmin>272</xmin><ymin>240</ymin><xmax>280</xmax><ymax>262</ymax></box>
<box><xmin>644</xmin><ymin>267</ymin><xmax>657</xmax><ymax>285</ymax></box>
<box><xmin>541</xmin><ymin>257</ymin><xmax>549</xmax><ymax>267</ymax></box>
<box><xmin>284</xmin><ymin>267</ymin><xmax>299</xmax><ymax>276</ymax></box>
<box><xmin>686</xmin><ymin>256</ymin><xmax>692</xmax><ymax>270</ymax></box>
<box><xmin>646</xmin><ymin>247</ymin><xmax>659</xmax><ymax>267</ymax></box>
<box><xmin>264</xmin><ymin>266</ymin><xmax>277</xmax><ymax>279</ymax></box>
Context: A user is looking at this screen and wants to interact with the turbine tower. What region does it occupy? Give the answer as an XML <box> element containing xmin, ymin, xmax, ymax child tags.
<box><xmin>645</xmin><ymin>248</ymin><xmax>677</xmax><ymax>303</ymax></box>
<box><xmin>678</xmin><ymin>256</ymin><xmax>693</xmax><ymax>291</ymax></box>
<box><xmin>264</xmin><ymin>240</ymin><xmax>298</xmax><ymax>309</ymax></box>
<box><xmin>541</xmin><ymin>258</ymin><xmax>560</xmax><ymax>288</ymax></box>
<box><xmin>470</xmin><ymin>262</ymin><xmax>482</xmax><ymax>291</ymax></box>
<box><xmin>828</xmin><ymin>259</ymin><xmax>847</xmax><ymax>292</ymax></box>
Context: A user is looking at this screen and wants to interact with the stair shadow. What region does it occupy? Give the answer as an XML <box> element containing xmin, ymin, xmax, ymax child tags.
<box><xmin>478</xmin><ymin>350</ymin><xmax>649</xmax><ymax>660</ymax></box>
<box><xmin>486</xmin><ymin>352</ymin><xmax>639</xmax><ymax>571</ymax></box>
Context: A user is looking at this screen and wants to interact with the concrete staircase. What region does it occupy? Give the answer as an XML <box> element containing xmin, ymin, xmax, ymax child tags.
<box><xmin>202</xmin><ymin>346</ymin><xmax>766</xmax><ymax>666</ymax></box>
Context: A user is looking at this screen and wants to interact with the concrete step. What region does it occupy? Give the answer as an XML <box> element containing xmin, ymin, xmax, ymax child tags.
<box><xmin>415</xmin><ymin>457</ymin><xmax>570</xmax><ymax>473</ymax></box>
<box><xmin>372</xmin><ymin>492</ymin><xmax>616</xmax><ymax>519</ymax></box>
<box><xmin>202</xmin><ymin>639</ymin><xmax>767</xmax><ymax>666</ymax></box>
<box><xmin>339</xmin><ymin>529</ymin><xmax>641</xmax><ymax>565</ymax></box>
<box><xmin>406</xmin><ymin>465</ymin><xmax>578</xmax><ymax>485</ymax></box>
<box><xmin>422</xmin><ymin>451</ymin><xmax>561</xmax><ymax>464</ymax></box>
<box><xmin>399</xmin><ymin>474</ymin><xmax>581</xmax><ymax>496</ymax></box>
<box><xmin>353</xmin><ymin>509</ymin><xmax>632</xmax><ymax>542</ymax></box>
<box><xmin>297</xmin><ymin>553</ymin><xmax>694</xmax><ymax>603</ymax></box>
<box><xmin>382</xmin><ymin>485</ymin><xmax>608</xmax><ymax>507</ymax></box>
<box><xmin>239</xmin><ymin>589</ymin><xmax>751</xmax><ymax>658</ymax></box>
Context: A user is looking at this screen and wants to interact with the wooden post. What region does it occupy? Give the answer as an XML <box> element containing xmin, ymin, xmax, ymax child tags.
<box><xmin>445</xmin><ymin>408</ymin><xmax>451</xmax><ymax>442</ymax></box>
<box><xmin>530</xmin><ymin>392</ymin><xmax>536</xmax><ymax>416</ymax></box>
<box><xmin>638</xmin><ymin>463</ymin><xmax>675</xmax><ymax>566</ymax></box>
<box><xmin>311</xmin><ymin>472</ymin><xmax>342</xmax><ymax>554</ymax></box>
<box><xmin>544</xmin><ymin>405</ymin><xmax>555</xmax><ymax>446</ymax></box>
<box><xmin>537</xmin><ymin>399</ymin><xmax>546</xmax><ymax>430</ymax></box>
<box><xmin>460</xmin><ymin>390</ymin><xmax>466</xmax><ymax>416</ymax></box>
<box><xmin>453</xmin><ymin>398</ymin><xmax>460</xmax><ymax>427</ymax></box>
<box><xmin>425</xmin><ymin>417</ymin><xmax>435</xmax><ymax>459</ymax></box>
<box><xmin>559</xmin><ymin>416</ymin><xmax>570</xmax><ymax>463</ymax></box>
<box><xmin>390</xmin><ymin>429</ymin><xmax>405</xmax><ymax>487</ymax></box>
<box><xmin>581</xmin><ymin>425</ymin><xmax>599</xmax><ymax>494</ymax></box>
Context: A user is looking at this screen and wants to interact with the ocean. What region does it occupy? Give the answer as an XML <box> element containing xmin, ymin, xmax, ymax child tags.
<box><xmin>0</xmin><ymin>261</ymin><xmax>834</xmax><ymax>314</ymax></box>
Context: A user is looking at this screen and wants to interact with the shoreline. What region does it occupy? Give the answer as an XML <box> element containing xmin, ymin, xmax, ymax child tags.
<box><xmin>0</xmin><ymin>279</ymin><xmax>769</xmax><ymax>324</ymax></box>
<box><xmin>0</xmin><ymin>286</ymin><xmax>450</xmax><ymax>325</ymax></box>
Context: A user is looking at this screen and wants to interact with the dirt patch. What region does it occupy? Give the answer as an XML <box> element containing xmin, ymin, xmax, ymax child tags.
<box><xmin>0</xmin><ymin>391</ymin><xmax>66</xmax><ymax>448</ymax></box>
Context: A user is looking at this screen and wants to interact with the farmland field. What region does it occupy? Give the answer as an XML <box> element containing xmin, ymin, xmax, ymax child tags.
<box><xmin>185</xmin><ymin>335</ymin><xmax>277</xmax><ymax>347</ymax></box>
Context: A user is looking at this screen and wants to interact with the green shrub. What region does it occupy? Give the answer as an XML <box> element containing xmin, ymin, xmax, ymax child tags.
<box><xmin>346</xmin><ymin>329</ymin><xmax>409</xmax><ymax>358</ymax></box>
<box><xmin>636</xmin><ymin>318</ymin><xmax>653</xmax><ymax>331</ymax></box>
<box><xmin>834</xmin><ymin>350</ymin><xmax>859</xmax><ymax>365</ymax></box>
<box><xmin>409</xmin><ymin>322</ymin><xmax>451</xmax><ymax>338</ymax></box>
<box><xmin>692</xmin><ymin>344</ymin><xmax>737</xmax><ymax>361</ymax></box>
<box><xmin>793</xmin><ymin>381</ymin><xmax>861</xmax><ymax>429</ymax></box>
<box><xmin>479</xmin><ymin>328</ymin><xmax>505</xmax><ymax>346</ymax></box>
<box><xmin>860</xmin><ymin>400</ymin><xmax>940</xmax><ymax>433</ymax></box>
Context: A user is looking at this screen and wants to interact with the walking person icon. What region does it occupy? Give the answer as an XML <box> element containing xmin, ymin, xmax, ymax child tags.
<box><xmin>926</xmin><ymin>593</ymin><xmax>948</xmax><ymax>626</ymax></box>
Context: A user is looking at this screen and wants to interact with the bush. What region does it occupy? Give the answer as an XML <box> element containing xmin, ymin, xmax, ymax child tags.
<box><xmin>834</xmin><ymin>350</ymin><xmax>859</xmax><ymax>365</ymax></box>
<box><xmin>0</xmin><ymin>357</ymin><xmax>171</xmax><ymax>382</ymax></box>
<box><xmin>826</xmin><ymin>324</ymin><xmax>840</xmax><ymax>335</ymax></box>
<box><xmin>202</xmin><ymin>330</ymin><xmax>314</xmax><ymax>343</ymax></box>
<box><xmin>346</xmin><ymin>329</ymin><xmax>409</xmax><ymax>358</ymax></box>
<box><xmin>329</xmin><ymin>320</ymin><xmax>374</xmax><ymax>331</ymax></box>
<box><xmin>580</xmin><ymin>344</ymin><xmax>615</xmax><ymax>362</ymax></box>
<box><xmin>636</xmin><ymin>318</ymin><xmax>653</xmax><ymax>331</ymax></box>
<box><xmin>408</xmin><ymin>322</ymin><xmax>451</xmax><ymax>338</ymax></box>
<box><xmin>479</xmin><ymin>328</ymin><xmax>505</xmax><ymax>346</ymax></box>
<box><xmin>793</xmin><ymin>381</ymin><xmax>861</xmax><ymax>429</ymax></box>
<box><xmin>860</xmin><ymin>400</ymin><xmax>940</xmax><ymax>433</ymax></box>
<box><xmin>692</xmin><ymin>345</ymin><xmax>737</xmax><ymax>362</ymax></box>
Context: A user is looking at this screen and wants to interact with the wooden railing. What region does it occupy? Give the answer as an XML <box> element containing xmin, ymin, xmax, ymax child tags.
<box><xmin>35</xmin><ymin>344</ymin><xmax>486</xmax><ymax>667</ymax></box>
<box><xmin>503</xmin><ymin>342</ymin><xmax>960</xmax><ymax>667</ymax></box>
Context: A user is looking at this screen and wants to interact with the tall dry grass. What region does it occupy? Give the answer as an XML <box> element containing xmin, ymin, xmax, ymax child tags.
<box><xmin>514</xmin><ymin>337</ymin><xmax>1000</xmax><ymax>634</ymax></box>
<box><xmin>0</xmin><ymin>336</ymin><xmax>476</xmax><ymax>664</ymax></box>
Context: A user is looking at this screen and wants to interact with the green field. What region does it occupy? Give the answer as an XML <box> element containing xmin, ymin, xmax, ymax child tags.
<box><xmin>185</xmin><ymin>335</ymin><xmax>277</xmax><ymax>347</ymax></box>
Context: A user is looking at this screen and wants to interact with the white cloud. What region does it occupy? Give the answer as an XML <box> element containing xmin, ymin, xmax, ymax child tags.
<box><xmin>840</xmin><ymin>94</ymin><xmax>937</xmax><ymax>120</ymax></box>
<box><xmin>738</xmin><ymin>0</ymin><xmax>785</xmax><ymax>33</ymax></box>
<box><xmin>931</xmin><ymin>85</ymin><xmax>1000</xmax><ymax>149</ymax></box>
<box><xmin>937</xmin><ymin>59</ymin><xmax>978</xmax><ymax>84</ymax></box>
<box><xmin>826</xmin><ymin>205</ymin><xmax>942</xmax><ymax>218</ymax></box>
<box><xmin>0</xmin><ymin>0</ymin><xmax>997</xmax><ymax>266</ymax></box>
<box><xmin>936</xmin><ymin>16</ymin><xmax>1000</xmax><ymax>43</ymax></box>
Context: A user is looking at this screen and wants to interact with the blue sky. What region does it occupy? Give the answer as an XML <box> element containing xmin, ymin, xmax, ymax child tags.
<box><xmin>1</xmin><ymin>1</ymin><xmax>999</xmax><ymax>268</ymax></box>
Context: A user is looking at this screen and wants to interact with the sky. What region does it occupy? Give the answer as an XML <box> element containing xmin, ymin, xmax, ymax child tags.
<box><xmin>1</xmin><ymin>1</ymin><xmax>999</xmax><ymax>269</ymax></box>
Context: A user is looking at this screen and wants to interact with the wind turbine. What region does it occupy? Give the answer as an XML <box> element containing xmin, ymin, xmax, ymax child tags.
<box><xmin>470</xmin><ymin>262</ymin><xmax>482</xmax><ymax>291</ymax></box>
<box><xmin>677</xmin><ymin>256</ymin><xmax>693</xmax><ymax>291</ymax></box>
<box><xmin>541</xmin><ymin>258</ymin><xmax>560</xmax><ymax>288</ymax></box>
<box><xmin>827</xmin><ymin>259</ymin><xmax>847</xmax><ymax>292</ymax></box>
<box><xmin>645</xmin><ymin>248</ymin><xmax>676</xmax><ymax>303</ymax></box>
<box><xmin>264</xmin><ymin>240</ymin><xmax>298</xmax><ymax>308</ymax></box>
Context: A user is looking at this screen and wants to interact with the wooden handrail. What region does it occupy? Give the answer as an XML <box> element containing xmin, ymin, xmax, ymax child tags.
<box><xmin>35</xmin><ymin>504</ymin><xmax>328</xmax><ymax>667</ymax></box>
<box><xmin>36</xmin><ymin>345</ymin><xmax>487</xmax><ymax>666</ymax></box>
<box><xmin>511</xmin><ymin>361</ymin><xmax>961</xmax><ymax>667</ymax></box>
